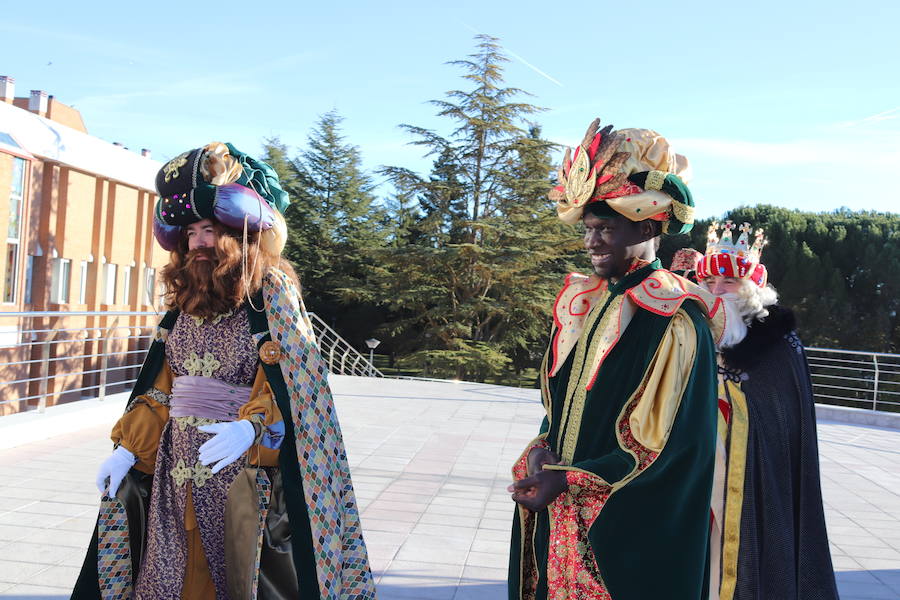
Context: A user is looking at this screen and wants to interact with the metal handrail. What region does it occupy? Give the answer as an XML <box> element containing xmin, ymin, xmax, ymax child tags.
<box><xmin>4</xmin><ymin>313</ymin><xmax>890</xmax><ymax>414</ymax></box>
<box><xmin>0</xmin><ymin>309</ymin><xmax>381</xmax><ymax>414</ymax></box>
<box><xmin>806</xmin><ymin>346</ymin><xmax>900</xmax><ymax>412</ymax></box>
<box><xmin>0</xmin><ymin>311</ymin><xmax>163</xmax><ymax>317</ymax></box>
<box><xmin>806</xmin><ymin>346</ymin><xmax>898</xmax><ymax>359</ymax></box>
<box><xmin>306</xmin><ymin>313</ymin><xmax>384</xmax><ymax>378</ymax></box>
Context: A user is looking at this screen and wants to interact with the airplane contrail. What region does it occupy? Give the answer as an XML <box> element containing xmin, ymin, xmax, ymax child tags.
<box><xmin>859</xmin><ymin>106</ymin><xmax>900</xmax><ymax>122</ymax></box>
<box><xmin>839</xmin><ymin>106</ymin><xmax>900</xmax><ymax>128</ymax></box>
<box><xmin>503</xmin><ymin>47</ymin><xmax>564</xmax><ymax>88</ymax></box>
<box><xmin>458</xmin><ymin>20</ymin><xmax>564</xmax><ymax>88</ymax></box>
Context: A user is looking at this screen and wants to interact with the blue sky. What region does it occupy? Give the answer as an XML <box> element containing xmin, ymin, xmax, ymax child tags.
<box><xmin>3</xmin><ymin>0</ymin><xmax>898</xmax><ymax>218</ymax></box>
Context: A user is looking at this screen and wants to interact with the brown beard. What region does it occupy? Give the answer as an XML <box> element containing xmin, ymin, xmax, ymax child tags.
<box><xmin>160</xmin><ymin>221</ymin><xmax>300</xmax><ymax>318</ymax></box>
<box><xmin>168</xmin><ymin>246</ymin><xmax>244</xmax><ymax>318</ymax></box>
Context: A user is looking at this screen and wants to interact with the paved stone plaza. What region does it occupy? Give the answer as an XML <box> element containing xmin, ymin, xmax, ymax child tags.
<box><xmin>0</xmin><ymin>375</ymin><xmax>898</xmax><ymax>599</ymax></box>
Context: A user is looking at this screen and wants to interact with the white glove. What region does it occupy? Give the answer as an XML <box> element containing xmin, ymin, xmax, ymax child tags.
<box><xmin>96</xmin><ymin>446</ymin><xmax>137</xmax><ymax>497</ymax></box>
<box><xmin>198</xmin><ymin>420</ymin><xmax>256</xmax><ymax>474</ymax></box>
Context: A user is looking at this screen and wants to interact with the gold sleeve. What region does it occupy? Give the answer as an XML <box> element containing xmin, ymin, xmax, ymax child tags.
<box><xmin>627</xmin><ymin>309</ymin><xmax>698</xmax><ymax>453</ymax></box>
<box><xmin>238</xmin><ymin>367</ymin><xmax>283</xmax><ymax>426</ymax></box>
<box><xmin>240</xmin><ymin>366</ymin><xmax>284</xmax><ymax>467</ymax></box>
<box><xmin>111</xmin><ymin>363</ymin><xmax>174</xmax><ymax>473</ymax></box>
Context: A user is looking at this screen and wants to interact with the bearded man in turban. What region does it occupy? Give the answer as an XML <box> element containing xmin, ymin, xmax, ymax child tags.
<box><xmin>72</xmin><ymin>143</ymin><xmax>375</xmax><ymax>600</ymax></box>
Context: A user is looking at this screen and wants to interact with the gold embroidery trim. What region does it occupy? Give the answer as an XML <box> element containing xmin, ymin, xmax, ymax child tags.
<box><xmin>512</xmin><ymin>433</ymin><xmax>549</xmax><ymax>477</ymax></box>
<box><xmin>539</xmin><ymin>342</ymin><xmax>552</xmax><ymax>419</ymax></box>
<box><xmin>645</xmin><ymin>170</ymin><xmax>667</xmax><ymax>191</ymax></box>
<box><xmin>182</xmin><ymin>352</ymin><xmax>221</xmax><ymax>377</ymax></box>
<box><xmin>719</xmin><ymin>378</ymin><xmax>749</xmax><ymax>600</ymax></box>
<box><xmin>563</xmin><ymin>144</ymin><xmax>596</xmax><ymax>207</ymax></box>
<box><xmin>555</xmin><ymin>297</ymin><xmax>604</xmax><ymax>456</ymax></box>
<box><xmin>558</xmin><ymin>293</ymin><xmax>620</xmax><ymax>463</ymax></box>
<box><xmin>517</xmin><ymin>503</ymin><xmax>530</xmax><ymax>600</ymax></box>
<box><xmin>189</xmin><ymin>309</ymin><xmax>233</xmax><ymax>327</ymax></box>
<box><xmin>209</xmin><ymin>310</ymin><xmax>232</xmax><ymax>325</ymax></box>
<box><xmin>610</xmin><ymin>379</ymin><xmax>649</xmax><ymax>493</ymax></box>
<box><xmin>560</xmin><ymin>379</ymin><xmax>588</xmax><ymax>464</ymax></box>
<box><xmin>192</xmin><ymin>462</ymin><xmax>213</xmax><ymax>487</ymax></box>
<box><xmin>174</xmin><ymin>415</ymin><xmax>218</xmax><ymax>431</ymax></box>
<box><xmin>144</xmin><ymin>387</ymin><xmax>171</xmax><ymax>407</ymax></box>
<box><xmin>543</xmin><ymin>464</ymin><xmax>611</xmax><ymax>483</ymax></box>
<box><xmin>514</xmin><ymin>499</ymin><xmax>542</xmax><ymax>600</ymax></box>
<box><xmin>170</xmin><ymin>458</ymin><xmax>214</xmax><ymax>488</ymax></box>
<box><xmin>171</xmin><ymin>459</ymin><xmax>192</xmax><ymax>486</ymax></box>
<box><xmin>162</xmin><ymin>152</ymin><xmax>189</xmax><ymax>183</ymax></box>
<box><xmin>513</xmin><ymin>433</ymin><xmax>548</xmax><ymax>600</ymax></box>
<box><xmin>248</xmin><ymin>413</ymin><xmax>266</xmax><ymax>445</ymax></box>
<box><xmin>610</xmin><ymin>314</ymin><xmax>685</xmax><ymax>491</ymax></box>
<box><xmin>545</xmin><ymin>504</ymin><xmax>560</xmax><ymax>593</ymax></box>
<box><xmin>512</xmin><ymin>431</ymin><xmax>551</xmax><ymax>600</ymax></box>
<box><xmin>671</xmin><ymin>199</ymin><xmax>695</xmax><ymax>223</ymax></box>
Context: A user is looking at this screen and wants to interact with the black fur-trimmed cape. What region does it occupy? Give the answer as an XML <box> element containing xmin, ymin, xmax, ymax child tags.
<box><xmin>722</xmin><ymin>304</ymin><xmax>796</xmax><ymax>371</ymax></box>
<box><xmin>717</xmin><ymin>303</ymin><xmax>839</xmax><ymax>599</ymax></box>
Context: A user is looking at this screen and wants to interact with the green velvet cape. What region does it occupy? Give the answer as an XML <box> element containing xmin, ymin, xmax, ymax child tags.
<box><xmin>509</xmin><ymin>262</ymin><xmax>718</xmax><ymax>600</ymax></box>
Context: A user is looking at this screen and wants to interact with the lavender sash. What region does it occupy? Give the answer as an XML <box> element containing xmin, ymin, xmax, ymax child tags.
<box><xmin>169</xmin><ymin>375</ymin><xmax>252</xmax><ymax>421</ymax></box>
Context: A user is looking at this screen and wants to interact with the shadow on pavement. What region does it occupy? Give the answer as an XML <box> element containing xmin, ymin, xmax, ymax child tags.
<box><xmin>0</xmin><ymin>595</ymin><xmax>69</xmax><ymax>599</ymax></box>
<box><xmin>835</xmin><ymin>568</ymin><xmax>900</xmax><ymax>599</ymax></box>
<box><xmin>377</xmin><ymin>581</ymin><xmax>507</xmax><ymax>600</ymax></box>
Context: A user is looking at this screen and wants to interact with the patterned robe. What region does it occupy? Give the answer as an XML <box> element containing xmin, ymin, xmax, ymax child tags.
<box><xmin>132</xmin><ymin>308</ymin><xmax>261</xmax><ymax>598</ymax></box>
<box><xmin>71</xmin><ymin>268</ymin><xmax>376</xmax><ymax>600</ymax></box>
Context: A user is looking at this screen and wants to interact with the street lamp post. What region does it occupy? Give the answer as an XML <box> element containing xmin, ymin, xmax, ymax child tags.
<box><xmin>364</xmin><ymin>338</ymin><xmax>381</xmax><ymax>376</ymax></box>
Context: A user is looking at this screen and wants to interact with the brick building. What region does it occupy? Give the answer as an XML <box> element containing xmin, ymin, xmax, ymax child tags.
<box><xmin>0</xmin><ymin>76</ymin><xmax>168</xmax><ymax>414</ymax></box>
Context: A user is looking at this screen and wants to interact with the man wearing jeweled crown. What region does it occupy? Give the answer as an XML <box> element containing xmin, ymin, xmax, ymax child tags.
<box><xmin>71</xmin><ymin>143</ymin><xmax>376</xmax><ymax>600</ymax></box>
<box><xmin>507</xmin><ymin>119</ymin><xmax>725</xmax><ymax>600</ymax></box>
<box><xmin>679</xmin><ymin>222</ymin><xmax>839</xmax><ymax>600</ymax></box>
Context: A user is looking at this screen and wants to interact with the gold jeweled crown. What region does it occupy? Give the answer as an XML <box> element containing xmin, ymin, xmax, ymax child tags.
<box><xmin>696</xmin><ymin>220</ymin><xmax>769</xmax><ymax>286</ymax></box>
<box><xmin>705</xmin><ymin>220</ymin><xmax>767</xmax><ymax>262</ymax></box>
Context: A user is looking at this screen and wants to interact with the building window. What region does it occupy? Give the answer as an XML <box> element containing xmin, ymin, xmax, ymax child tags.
<box><xmin>122</xmin><ymin>265</ymin><xmax>132</xmax><ymax>305</ymax></box>
<box><xmin>50</xmin><ymin>258</ymin><xmax>71</xmax><ymax>304</ymax></box>
<box><xmin>4</xmin><ymin>243</ymin><xmax>18</xmax><ymax>303</ymax></box>
<box><xmin>23</xmin><ymin>255</ymin><xmax>34</xmax><ymax>304</ymax></box>
<box><xmin>3</xmin><ymin>157</ymin><xmax>25</xmax><ymax>303</ymax></box>
<box><xmin>79</xmin><ymin>260</ymin><xmax>88</xmax><ymax>304</ymax></box>
<box><xmin>103</xmin><ymin>263</ymin><xmax>117</xmax><ymax>305</ymax></box>
<box><xmin>144</xmin><ymin>267</ymin><xmax>156</xmax><ymax>306</ymax></box>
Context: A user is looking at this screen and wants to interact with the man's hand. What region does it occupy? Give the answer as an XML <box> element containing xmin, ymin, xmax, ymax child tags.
<box><xmin>526</xmin><ymin>447</ymin><xmax>560</xmax><ymax>477</ymax></box>
<box><xmin>508</xmin><ymin>469</ymin><xmax>568</xmax><ymax>512</ymax></box>
<box><xmin>96</xmin><ymin>446</ymin><xmax>137</xmax><ymax>497</ymax></box>
<box><xmin>198</xmin><ymin>420</ymin><xmax>255</xmax><ymax>474</ymax></box>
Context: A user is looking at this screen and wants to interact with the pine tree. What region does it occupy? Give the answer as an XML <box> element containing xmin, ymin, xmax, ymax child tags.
<box><xmin>260</xmin><ymin>138</ymin><xmax>330</xmax><ymax>306</ymax></box>
<box><xmin>493</xmin><ymin>124</ymin><xmax>583</xmax><ymax>373</ymax></box>
<box><xmin>266</xmin><ymin>114</ymin><xmax>388</xmax><ymax>347</ymax></box>
<box><xmin>299</xmin><ymin>110</ymin><xmax>384</xmax><ymax>245</ymax></box>
<box><xmin>369</xmin><ymin>35</ymin><xmax>582</xmax><ymax>381</ymax></box>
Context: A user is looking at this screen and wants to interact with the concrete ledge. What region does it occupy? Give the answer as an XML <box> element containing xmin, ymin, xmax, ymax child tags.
<box><xmin>0</xmin><ymin>376</ymin><xmax>535</xmax><ymax>452</ymax></box>
<box><xmin>0</xmin><ymin>392</ymin><xmax>129</xmax><ymax>450</ymax></box>
<box><xmin>2</xmin><ymin>393</ymin><xmax>895</xmax><ymax>453</ymax></box>
<box><xmin>816</xmin><ymin>403</ymin><xmax>900</xmax><ymax>430</ymax></box>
